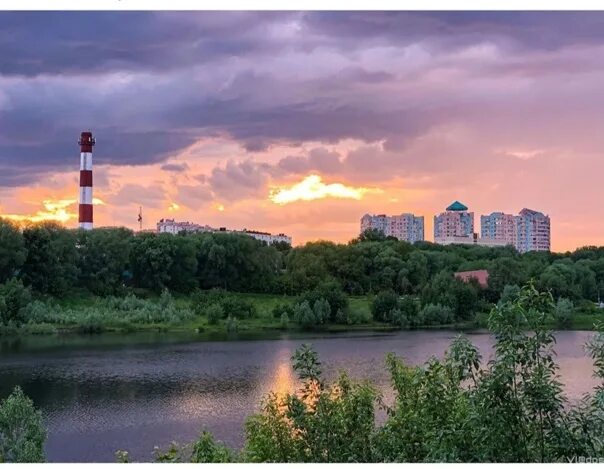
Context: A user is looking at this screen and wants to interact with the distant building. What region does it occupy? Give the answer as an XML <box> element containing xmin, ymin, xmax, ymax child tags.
<box><xmin>481</xmin><ymin>208</ymin><xmax>550</xmax><ymax>253</ymax></box>
<box><xmin>360</xmin><ymin>213</ymin><xmax>424</xmax><ymax>243</ymax></box>
<box><xmin>156</xmin><ymin>218</ymin><xmax>291</xmax><ymax>245</ymax></box>
<box><xmin>239</xmin><ymin>229</ymin><xmax>292</xmax><ymax>245</ymax></box>
<box><xmin>436</xmin><ymin>233</ymin><xmax>508</xmax><ymax>247</ymax></box>
<box><xmin>434</xmin><ymin>201</ymin><xmax>474</xmax><ymax>243</ymax></box>
<box><xmin>515</xmin><ymin>208</ymin><xmax>550</xmax><ymax>253</ymax></box>
<box><xmin>481</xmin><ymin>212</ymin><xmax>517</xmax><ymax>247</ymax></box>
<box><xmin>157</xmin><ymin>218</ymin><xmax>213</xmax><ymax>234</ymax></box>
<box><xmin>455</xmin><ymin>269</ymin><xmax>489</xmax><ymax>288</ymax></box>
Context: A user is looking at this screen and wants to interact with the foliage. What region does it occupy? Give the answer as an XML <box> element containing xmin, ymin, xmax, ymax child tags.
<box><xmin>0</xmin><ymin>279</ymin><xmax>31</xmax><ymax>326</ymax></box>
<box><xmin>20</xmin><ymin>222</ymin><xmax>78</xmax><ymax>296</ymax></box>
<box><xmin>0</xmin><ymin>219</ymin><xmax>26</xmax><ymax>284</ymax></box>
<box><xmin>205</xmin><ymin>303</ymin><xmax>223</xmax><ymax>325</ymax></box>
<box><xmin>0</xmin><ymin>387</ymin><xmax>46</xmax><ymax>463</ymax></box>
<box><xmin>371</xmin><ymin>290</ymin><xmax>400</xmax><ymax>322</ymax></box>
<box><xmin>554</xmin><ymin>298</ymin><xmax>574</xmax><ymax>329</ymax></box>
<box><xmin>418</xmin><ymin>303</ymin><xmax>454</xmax><ymax>326</ymax></box>
<box><xmin>145</xmin><ymin>282</ymin><xmax>604</xmax><ymax>463</ymax></box>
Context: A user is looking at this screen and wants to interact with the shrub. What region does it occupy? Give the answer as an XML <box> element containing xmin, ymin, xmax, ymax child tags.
<box><xmin>372</xmin><ymin>290</ymin><xmax>400</xmax><ymax>322</ymax></box>
<box><xmin>298</xmin><ymin>281</ymin><xmax>349</xmax><ymax>322</ymax></box>
<box><xmin>418</xmin><ymin>303</ymin><xmax>453</xmax><ymax>326</ymax></box>
<box><xmin>272</xmin><ymin>303</ymin><xmax>294</xmax><ymax>319</ymax></box>
<box><xmin>312</xmin><ymin>298</ymin><xmax>330</xmax><ymax>325</ymax></box>
<box><xmin>0</xmin><ymin>279</ymin><xmax>31</xmax><ymax>326</ymax></box>
<box><xmin>555</xmin><ymin>298</ymin><xmax>574</xmax><ymax>329</ymax></box>
<box><xmin>0</xmin><ymin>387</ymin><xmax>46</xmax><ymax>462</ymax></box>
<box><xmin>226</xmin><ymin>315</ymin><xmax>239</xmax><ymax>333</ymax></box>
<box><xmin>279</xmin><ymin>312</ymin><xmax>289</xmax><ymax>329</ymax></box>
<box><xmin>205</xmin><ymin>304</ymin><xmax>223</xmax><ymax>325</ymax></box>
<box><xmin>221</xmin><ymin>296</ymin><xmax>256</xmax><ymax>319</ymax></box>
<box><xmin>293</xmin><ymin>301</ymin><xmax>317</xmax><ymax>329</ymax></box>
<box><xmin>190</xmin><ymin>431</ymin><xmax>234</xmax><ymax>463</ymax></box>
<box><xmin>390</xmin><ymin>308</ymin><xmax>410</xmax><ymax>329</ymax></box>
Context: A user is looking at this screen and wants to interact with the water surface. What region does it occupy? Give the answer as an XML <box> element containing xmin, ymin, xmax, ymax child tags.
<box><xmin>0</xmin><ymin>330</ymin><xmax>598</xmax><ymax>462</ymax></box>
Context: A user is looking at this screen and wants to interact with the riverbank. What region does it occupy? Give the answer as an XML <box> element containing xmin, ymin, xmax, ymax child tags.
<box><xmin>2</xmin><ymin>291</ymin><xmax>603</xmax><ymax>337</ymax></box>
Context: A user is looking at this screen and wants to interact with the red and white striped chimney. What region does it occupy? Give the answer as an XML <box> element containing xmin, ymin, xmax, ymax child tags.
<box><xmin>78</xmin><ymin>131</ymin><xmax>95</xmax><ymax>230</ymax></box>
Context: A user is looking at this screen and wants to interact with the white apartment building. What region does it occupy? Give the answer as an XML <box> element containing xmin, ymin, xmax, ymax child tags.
<box><xmin>156</xmin><ymin>219</ymin><xmax>292</xmax><ymax>245</ymax></box>
<box><xmin>481</xmin><ymin>208</ymin><xmax>551</xmax><ymax>253</ymax></box>
<box><xmin>360</xmin><ymin>213</ymin><xmax>424</xmax><ymax>243</ymax></box>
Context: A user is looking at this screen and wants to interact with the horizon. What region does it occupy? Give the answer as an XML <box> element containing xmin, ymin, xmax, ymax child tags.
<box><xmin>1</xmin><ymin>11</ymin><xmax>604</xmax><ymax>251</ymax></box>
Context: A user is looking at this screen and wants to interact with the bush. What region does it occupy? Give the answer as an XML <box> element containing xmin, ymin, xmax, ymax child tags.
<box><xmin>298</xmin><ymin>281</ymin><xmax>349</xmax><ymax>322</ymax></box>
<box><xmin>292</xmin><ymin>301</ymin><xmax>317</xmax><ymax>329</ymax></box>
<box><xmin>279</xmin><ymin>312</ymin><xmax>289</xmax><ymax>329</ymax></box>
<box><xmin>418</xmin><ymin>303</ymin><xmax>453</xmax><ymax>326</ymax></box>
<box><xmin>206</xmin><ymin>304</ymin><xmax>224</xmax><ymax>325</ymax></box>
<box><xmin>0</xmin><ymin>387</ymin><xmax>46</xmax><ymax>462</ymax></box>
<box><xmin>0</xmin><ymin>279</ymin><xmax>31</xmax><ymax>326</ymax></box>
<box><xmin>226</xmin><ymin>315</ymin><xmax>238</xmax><ymax>333</ymax></box>
<box><xmin>272</xmin><ymin>303</ymin><xmax>294</xmax><ymax>319</ymax></box>
<box><xmin>312</xmin><ymin>298</ymin><xmax>330</xmax><ymax>325</ymax></box>
<box><xmin>221</xmin><ymin>296</ymin><xmax>256</xmax><ymax>319</ymax></box>
<box><xmin>190</xmin><ymin>431</ymin><xmax>234</xmax><ymax>463</ymax></box>
<box><xmin>372</xmin><ymin>290</ymin><xmax>400</xmax><ymax>322</ymax></box>
<box><xmin>390</xmin><ymin>308</ymin><xmax>409</xmax><ymax>329</ymax></box>
<box><xmin>555</xmin><ymin>298</ymin><xmax>574</xmax><ymax>329</ymax></box>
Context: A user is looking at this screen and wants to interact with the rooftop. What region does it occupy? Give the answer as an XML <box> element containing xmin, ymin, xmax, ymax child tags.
<box><xmin>446</xmin><ymin>201</ymin><xmax>468</xmax><ymax>211</ymax></box>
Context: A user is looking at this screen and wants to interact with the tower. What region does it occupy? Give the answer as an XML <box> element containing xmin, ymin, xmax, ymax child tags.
<box><xmin>78</xmin><ymin>131</ymin><xmax>95</xmax><ymax>230</ymax></box>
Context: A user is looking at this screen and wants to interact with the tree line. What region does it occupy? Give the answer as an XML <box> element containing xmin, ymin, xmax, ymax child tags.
<box><xmin>1</xmin><ymin>219</ymin><xmax>604</xmax><ymax>328</ymax></box>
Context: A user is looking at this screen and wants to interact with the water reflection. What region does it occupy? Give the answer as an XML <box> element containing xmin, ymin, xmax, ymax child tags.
<box><xmin>0</xmin><ymin>329</ymin><xmax>598</xmax><ymax>462</ymax></box>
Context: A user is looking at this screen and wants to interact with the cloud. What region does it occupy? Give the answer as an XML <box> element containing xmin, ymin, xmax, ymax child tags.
<box><xmin>269</xmin><ymin>174</ymin><xmax>381</xmax><ymax>205</ymax></box>
<box><xmin>0</xmin><ymin>197</ymin><xmax>104</xmax><ymax>223</ymax></box>
<box><xmin>209</xmin><ymin>159</ymin><xmax>272</xmax><ymax>201</ymax></box>
<box><xmin>161</xmin><ymin>162</ymin><xmax>190</xmax><ymax>172</ymax></box>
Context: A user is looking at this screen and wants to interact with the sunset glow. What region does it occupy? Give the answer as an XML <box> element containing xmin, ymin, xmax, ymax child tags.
<box><xmin>269</xmin><ymin>175</ymin><xmax>379</xmax><ymax>205</ymax></box>
<box><xmin>1</xmin><ymin>198</ymin><xmax>105</xmax><ymax>224</ymax></box>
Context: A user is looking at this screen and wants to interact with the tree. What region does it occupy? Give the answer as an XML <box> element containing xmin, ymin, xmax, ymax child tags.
<box><xmin>76</xmin><ymin>227</ymin><xmax>133</xmax><ymax>295</ymax></box>
<box><xmin>20</xmin><ymin>222</ymin><xmax>78</xmax><ymax>295</ymax></box>
<box><xmin>554</xmin><ymin>298</ymin><xmax>574</xmax><ymax>329</ymax></box>
<box><xmin>0</xmin><ymin>219</ymin><xmax>26</xmax><ymax>284</ymax></box>
<box><xmin>0</xmin><ymin>279</ymin><xmax>31</xmax><ymax>326</ymax></box>
<box><xmin>0</xmin><ymin>387</ymin><xmax>46</xmax><ymax>463</ymax></box>
<box><xmin>371</xmin><ymin>290</ymin><xmax>400</xmax><ymax>323</ymax></box>
<box><xmin>244</xmin><ymin>344</ymin><xmax>377</xmax><ymax>462</ymax></box>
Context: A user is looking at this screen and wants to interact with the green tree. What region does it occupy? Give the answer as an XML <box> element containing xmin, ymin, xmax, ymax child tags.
<box><xmin>0</xmin><ymin>387</ymin><xmax>46</xmax><ymax>463</ymax></box>
<box><xmin>21</xmin><ymin>222</ymin><xmax>78</xmax><ymax>295</ymax></box>
<box><xmin>0</xmin><ymin>279</ymin><xmax>31</xmax><ymax>326</ymax></box>
<box><xmin>0</xmin><ymin>219</ymin><xmax>26</xmax><ymax>283</ymax></box>
<box><xmin>76</xmin><ymin>227</ymin><xmax>133</xmax><ymax>295</ymax></box>
<box><xmin>554</xmin><ymin>297</ymin><xmax>574</xmax><ymax>329</ymax></box>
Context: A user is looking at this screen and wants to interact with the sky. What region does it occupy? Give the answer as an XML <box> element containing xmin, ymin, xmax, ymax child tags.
<box><xmin>1</xmin><ymin>11</ymin><xmax>603</xmax><ymax>251</ymax></box>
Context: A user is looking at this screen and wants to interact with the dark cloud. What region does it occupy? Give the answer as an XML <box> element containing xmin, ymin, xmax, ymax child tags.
<box><xmin>2</xmin><ymin>11</ymin><xmax>604</xmax><ymax>188</ymax></box>
<box><xmin>160</xmin><ymin>162</ymin><xmax>190</xmax><ymax>172</ymax></box>
<box><xmin>208</xmin><ymin>160</ymin><xmax>273</xmax><ymax>201</ymax></box>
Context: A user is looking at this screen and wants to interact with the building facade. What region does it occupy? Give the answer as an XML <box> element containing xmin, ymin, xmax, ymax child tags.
<box><xmin>434</xmin><ymin>201</ymin><xmax>474</xmax><ymax>243</ymax></box>
<box><xmin>515</xmin><ymin>208</ymin><xmax>551</xmax><ymax>253</ymax></box>
<box><xmin>157</xmin><ymin>219</ymin><xmax>292</xmax><ymax>245</ymax></box>
<box><xmin>480</xmin><ymin>212</ymin><xmax>517</xmax><ymax>247</ymax></box>
<box><xmin>157</xmin><ymin>218</ymin><xmax>213</xmax><ymax>234</ymax></box>
<box><xmin>481</xmin><ymin>208</ymin><xmax>550</xmax><ymax>253</ymax></box>
<box><xmin>360</xmin><ymin>213</ymin><xmax>424</xmax><ymax>243</ymax></box>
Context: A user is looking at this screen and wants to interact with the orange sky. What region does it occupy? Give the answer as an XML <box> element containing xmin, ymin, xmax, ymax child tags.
<box><xmin>1</xmin><ymin>135</ymin><xmax>602</xmax><ymax>252</ymax></box>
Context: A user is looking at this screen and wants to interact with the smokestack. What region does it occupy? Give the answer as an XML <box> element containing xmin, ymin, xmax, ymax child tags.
<box><xmin>78</xmin><ymin>131</ymin><xmax>95</xmax><ymax>230</ymax></box>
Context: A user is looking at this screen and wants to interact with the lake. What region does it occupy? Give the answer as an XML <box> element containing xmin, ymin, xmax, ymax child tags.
<box><xmin>0</xmin><ymin>329</ymin><xmax>599</xmax><ymax>462</ymax></box>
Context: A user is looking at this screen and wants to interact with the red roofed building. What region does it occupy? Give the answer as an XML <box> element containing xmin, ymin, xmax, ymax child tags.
<box><xmin>454</xmin><ymin>269</ymin><xmax>489</xmax><ymax>288</ymax></box>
